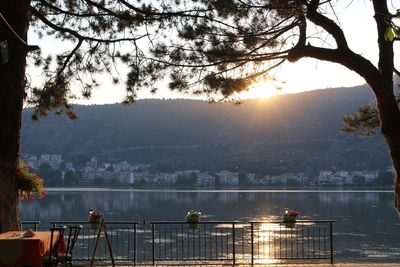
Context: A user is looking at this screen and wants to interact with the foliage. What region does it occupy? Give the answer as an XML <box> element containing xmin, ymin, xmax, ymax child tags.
<box><xmin>186</xmin><ymin>210</ymin><xmax>201</xmax><ymax>222</ymax></box>
<box><xmin>177</xmin><ymin>173</ymin><xmax>197</xmax><ymax>185</ymax></box>
<box><xmin>64</xmin><ymin>170</ymin><xmax>79</xmax><ymax>186</ymax></box>
<box><xmin>94</xmin><ymin>176</ymin><xmax>105</xmax><ymax>185</ymax></box>
<box><xmin>282</xmin><ymin>208</ymin><xmax>299</xmax><ymax>228</ymax></box>
<box><xmin>376</xmin><ymin>171</ymin><xmax>394</xmax><ymax>186</ymax></box>
<box><xmin>37</xmin><ymin>163</ymin><xmax>62</xmax><ymax>186</ymax></box>
<box><xmin>384</xmin><ymin>9</ymin><xmax>400</xmax><ymax>42</ymax></box>
<box><xmin>27</xmin><ymin>0</ymin><xmax>164</xmax><ymax>118</ymax></box>
<box><xmin>16</xmin><ymin>161</ymin><xmax>46</xmax><ymax>200</ymax></box>
<box><xmin>353</xmin><ymin>175</ymin><xmax>366</xmax><ymax>185</ymax></box>
<box><xmin>238</xmin><ymin>172</ymin><xmax>248</xmax><ymax>185</ymax></box>
<box><xmin>341</xmin><ymin>104</ymin><xmax>380</xmax><ymax>136</ymax></box>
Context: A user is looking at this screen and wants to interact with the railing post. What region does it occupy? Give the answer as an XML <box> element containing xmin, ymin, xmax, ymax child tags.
<box><xmin>134</xmin><ymin>223</ymin><xmax>137</xmax><ymax>266</ymax></box>
<box><xmin>232</xmin><ymin>223</ymin><xmax>235</xmax><ymax>266</ymax></box>
<box><xmin>330</xmin><ymin>222</ymin><xmax>334</xmax><ymax>264</ymax></box>
<box><xmin>250</xmin><ymin>222</ymin><xmax>254</xmax><ymax>266</ymax></box>
<box><xmin>152</xmin><ymin>223</ymin><xmax>155</xmax><ymax>266</ymax></box>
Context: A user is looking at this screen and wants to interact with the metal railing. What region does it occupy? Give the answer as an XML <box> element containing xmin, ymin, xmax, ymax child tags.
<box><xmin>21</xmin><ymin>220</ymin><xmax>41</xmax><ymax>231</ymax></box>
<box><xmin>249</xmin><ymin>220</ymin><xmax>334</xmax><ymax>265</ymax></box>
<box><xmin>51</xmin><ymin>221</ymin><xmax>138</xmax><ymax>265</ymax></box>
<box><xmin>149</xmin><ymin>221</ymin><xmax>244</xmax><ymax>265</ymax></box>
<box><xmin>18</xmin><ymin>220</ymin><xmax>334</xmax><ymax>265</ymax></box>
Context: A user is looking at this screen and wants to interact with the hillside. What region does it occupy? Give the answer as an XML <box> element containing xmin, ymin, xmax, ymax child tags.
<box><xmin>21</xmin><ymin>85</ymin><xmax>390</xmax><ymax>174</ymax></box>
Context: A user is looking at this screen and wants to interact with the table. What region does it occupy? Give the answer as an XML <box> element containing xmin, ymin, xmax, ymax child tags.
<box><xmin>0</xmin><ymin>231</ymin><xmax>66</xmax><ymax>267</ymax></box>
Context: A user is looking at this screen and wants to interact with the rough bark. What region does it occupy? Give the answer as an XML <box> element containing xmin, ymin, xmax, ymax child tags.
<box><xmin>375</xmin><ymin>92</ymin><xmax>400</xmax><ymax>213</ymax></box>
<box><xmin>0</xmin><ymin>0</ymin><xmax>30</xmax><ymax>231</ymax></box>
<box><xmin>371</xmin><ymin>0</ymin><xmax>400</xmax><ymax>214</ymax></box>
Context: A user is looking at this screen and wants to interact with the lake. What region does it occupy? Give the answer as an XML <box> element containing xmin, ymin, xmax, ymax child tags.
<box><xmin>20</xmin><ymin>189</ymin><xmax>400</xmax><ymax>262</ymax></box>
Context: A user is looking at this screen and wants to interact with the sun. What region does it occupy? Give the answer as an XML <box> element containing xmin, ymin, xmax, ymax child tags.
<box><xmin>238</xmin><ymin>80</ymin><xmax>283</xmax><ymax>100</ymax></box>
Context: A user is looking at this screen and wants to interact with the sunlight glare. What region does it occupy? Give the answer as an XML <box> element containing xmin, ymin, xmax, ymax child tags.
<box><xmin>238</xmin><ymin>80</ymin><xmax>283</xmax><ymax>100</ymax></box>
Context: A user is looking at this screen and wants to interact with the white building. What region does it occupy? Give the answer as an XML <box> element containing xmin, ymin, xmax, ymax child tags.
<box><xmin>247</xmin><ymin>173</ymin><xmax>257</xmax><ymax>184</ymax></box>
<box><xmin>113</xmin><ymin>161</ymin><xmax>131</xmax><ymax>172</ymax></box>
<box><xmin>217</xmin><ymin>170</ymin><xmax>239</xmax><ymax>186</ymax></box>
<box><xmin>270</xmin><ymin>175</ymin><xmax>287</xmax><ymax>185</ymax></box>
<box><xmin>65</xmin><ymin>162</ymin><xmax>75</xmax><ymax>172</ymax></box>
<box><xmin>197</xmin><ymin>173</ymin><xmax>215</xmax><ymax>186</ymax></box>
<box><xmin>154</xmin><ymin>173</ymin><xmax>178</xmax><ymax>184</ymax></box>
<box><xmin>24</xmin><ymin>155</ymin><xmax>38</xmax><ymax>169</ymax></box>
<box><xmin>49</xmin><ymin>154</ymin><xmax>62</xmax><ymax>169</ymax></box>
<box><xmin>86</xmin><ymin>157</ymin><xmax>98</xmax><ymax>169</ymax></box>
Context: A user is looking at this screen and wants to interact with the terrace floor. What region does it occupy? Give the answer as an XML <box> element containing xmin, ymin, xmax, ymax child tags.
<box><xmin>89</xmin><ymin>264</ymin><xmax>400</xmax><ymax>267</ymax></box>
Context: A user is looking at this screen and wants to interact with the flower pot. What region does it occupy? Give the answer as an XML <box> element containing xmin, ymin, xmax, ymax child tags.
<box><xmin>186</xmin><ymin>211</ymin><xmax>201</xmax><ymax>230</ymax></box>
<box><xmin>88</xmin><ymin>216</ymin><xmax>101</xmax><ymax>230</ymax></box>
<box><xmin>283</xmin><ymin>215</ymin><xmax>297</xmax><ymax>228</ymax></box>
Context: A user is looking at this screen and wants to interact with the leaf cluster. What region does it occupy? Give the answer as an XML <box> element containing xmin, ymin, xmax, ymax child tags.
<box><xmin>146</xmin><ymin>0</ymin><xmax>304</xmax><ymax>100</ymax></box>
<box><xmin>28</xmin><ymin>0</ymin><xmax>161</xmax><ymax>118</ymax></box>
<box><xmin>384</xmin><ymin>9</ymin><xmax>400</xmax><ymax>42</ymax></box>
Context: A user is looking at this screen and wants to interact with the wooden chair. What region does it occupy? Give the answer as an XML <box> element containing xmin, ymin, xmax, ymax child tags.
<box><xmin>59</xmin><ymin>225</ymin><xmax>83</xmax><ymax>267</ymax></box>
<box><xmin>43</xmin><ymin>225</ymin><xmax>66</xmax><ymax>267</ymax></box>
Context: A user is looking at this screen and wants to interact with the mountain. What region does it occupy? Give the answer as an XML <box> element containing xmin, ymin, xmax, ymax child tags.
<box><xmin>21</xmin><ymin>85</ymin><xmax>390</xmax><ymax>175</ymax></box>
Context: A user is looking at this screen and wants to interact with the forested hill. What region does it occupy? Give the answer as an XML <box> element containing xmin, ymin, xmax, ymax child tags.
<box><xmin>21</xmin><ymin>85</ymin><xmax>390</xmax><ymax>174</ymax></box>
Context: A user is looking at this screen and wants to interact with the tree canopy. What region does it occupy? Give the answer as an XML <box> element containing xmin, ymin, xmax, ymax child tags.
<box><xmin>26</xmin><ymin>0</ymin><xmax>163</xmax><ymax>118</ymax></box>
<box><xmin>27</xmin><ymin>1</ymin><xmax>400</xmax><ymax>112</ymax></box>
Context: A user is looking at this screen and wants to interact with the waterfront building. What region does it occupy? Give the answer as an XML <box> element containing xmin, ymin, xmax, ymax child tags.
<box><xmin>217</xmin><ymin>170</ymin><xmax>239</xmax><ymax>186</ymax></box>
<box><xmin>196</xmin><ymin>173</ymin><xmax>215</xmax><ymax>186</ymax></box>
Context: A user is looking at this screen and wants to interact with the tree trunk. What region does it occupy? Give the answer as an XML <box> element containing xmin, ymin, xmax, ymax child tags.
<box><xmin>0</xmin><ymin>0</ymin><xmax>30</xmax><ymax>231</ymax></box>
<box><xmin>375</xmin><ymin>90</ymin><xmax>400</xmax><ymax>214</ymax></box>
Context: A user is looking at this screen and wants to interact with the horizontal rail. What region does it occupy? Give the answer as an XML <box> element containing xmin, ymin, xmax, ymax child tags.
<box><xmin>21</xmin><ymin>221</ymin><xmax>41</xmax><ymax>231</ymax></box>
<box><xmin>249</xmin><ymin>220</ymin><xmax>336</xmax><ymax>223</ymax></box>
<box><xmin>51</xmin><ymin>221</ymin><xmax>139</xmax><ymax>225</ymax></box>
<box><xmin>150</xmin><ymin>221</ymin><xmax>241</xmax><ymax>224</ymax></box>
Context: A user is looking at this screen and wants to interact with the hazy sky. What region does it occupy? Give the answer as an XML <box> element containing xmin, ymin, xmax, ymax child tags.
<box><xmin>27</xmin><ymin>1</ymin><xmax>399</xmax><ymax>104</ymax></box>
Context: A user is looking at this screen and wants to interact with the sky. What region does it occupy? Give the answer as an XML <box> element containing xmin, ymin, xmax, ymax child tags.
<box><xmin>27</xmin><ymin>1</ymin><xmax>399</xmax><ymax>104</ymax></box>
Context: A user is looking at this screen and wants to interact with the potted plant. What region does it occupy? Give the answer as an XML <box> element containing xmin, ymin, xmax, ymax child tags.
<box><xmin>282</xmin><ymin>208</ymin><xmax>299</xmax><ymax>228</ymax></box>
<box><xmin>16</xmin><ymin>161</ymin><xmax>46</xmax><ymax>200</ymax></box>
<box><xmin>88</xmin><ymin>210</ymin><xmax>103</xmax><ymax>230</ymax></box>
<box><xmin>186</xmin><ymin>210</ymin><xmax>201</xmax><ymax>230</ymax></box>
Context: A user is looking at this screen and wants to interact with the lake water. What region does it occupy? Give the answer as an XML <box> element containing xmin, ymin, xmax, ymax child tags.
<box><xmin>20</xmin><ymin>189</ymin><xmax>400</xmax><ymax>262</ymax></box>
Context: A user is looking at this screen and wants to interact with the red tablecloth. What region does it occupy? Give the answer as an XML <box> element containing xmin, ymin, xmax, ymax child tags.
<box><xmin>0</xmin><ymin>231</ymin><xmax>66</xmax><ymax>267</ymax></box>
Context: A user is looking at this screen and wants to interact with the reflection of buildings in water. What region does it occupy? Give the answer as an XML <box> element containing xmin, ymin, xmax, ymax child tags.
<box><xmin>240</xmin><ymin>192</ymin><xmax>256</xmax><ymax>201</ymax></box>
<box><xmin>318</xmin><ymin>193</ymin><xmax>346</xmax><ymax>204</ymax></box>
<box><xmin>175</xmin><ymin>192</ymin><xmax>198</xmax><ymax>203</ymax></box>
<box><xmin>217</xmin><ymin>192</ymin><xmax>239</xmax><ymax>203</ymax></box>
<box><xmin>317</xmin><ymin>192</ymin><xmax>379</xmax><ymax>205</ymax></box>
<box><xmin>154</xmin><ymin>192</ymin><xmax>179</xmax><ymax>202</ymax></box>
<box><xmin>197</xmin><ymin>192</ymin><xmax>213</xmax><ymax>202</ymax></box>
<box><xmin>365</xmin><ymin>192</ymin><xmax>379</xmax><ymax>203</ymax></box>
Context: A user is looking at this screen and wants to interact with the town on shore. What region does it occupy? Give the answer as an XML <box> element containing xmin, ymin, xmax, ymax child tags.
<box><xmin>22</xmin><ymin>153</ymin><xmax>394</xmax><ymax>187</ymax></box>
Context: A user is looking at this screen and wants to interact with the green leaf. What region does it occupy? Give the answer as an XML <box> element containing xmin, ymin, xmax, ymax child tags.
<box><xmin>385</xmin><ymin>27</ymin><xmax>395</xmax><ymax>42</ymax></box>
<box><xmin>394</xmin><ymin>26</ymin><xmax>400</xmax><ymax>37</ymax></box>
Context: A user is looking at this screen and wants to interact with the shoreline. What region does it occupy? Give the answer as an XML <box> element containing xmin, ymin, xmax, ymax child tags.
<box><xmin>46</xmin><ymin>187</ymin><xmax>393</xmax><ymax>192</ymax></box>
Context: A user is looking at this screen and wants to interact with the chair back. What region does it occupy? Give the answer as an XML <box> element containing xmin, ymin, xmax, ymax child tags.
<box><xmin>65</xmin><ymin>225</ymin><xmax>83</xmax><ymax>257</ymax></box>
<box><xmin>48</xmin><ymin>225</ymin><xmax>67</xmax><ymax>265</ymax></box>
